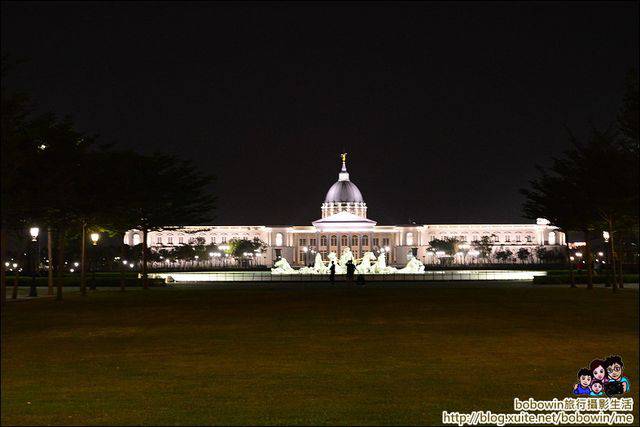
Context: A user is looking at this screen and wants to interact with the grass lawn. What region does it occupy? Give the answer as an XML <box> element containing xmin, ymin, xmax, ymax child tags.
<box><xmin>2</xmin><ymin>283</ymin><xmax>638</xmax><ymax>425</ymax></box>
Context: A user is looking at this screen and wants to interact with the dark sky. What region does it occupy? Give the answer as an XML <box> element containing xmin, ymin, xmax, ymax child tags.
<box><xmin>2</xmin><ymin>2</ymin><xmax>638</xmax><ymax>226</ymax></box>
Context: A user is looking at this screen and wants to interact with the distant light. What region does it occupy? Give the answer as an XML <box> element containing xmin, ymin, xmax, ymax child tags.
<box><xmin>570</xmin><ymin>256</ymin><xmax>575</xmax><ymax>261</ymax></box>
<box><xmin>38</xmin><ymin>143</ymin><xmax>47</xmax><ymax>150</ymax></box>
<box><xmin>575</xmin><ymin>252</ymin><xmax>583</xmax><ymax>258</ymax></box>
<box><xmin>129</xmin><ymin>264</ymin><xmax>134</xmax><ymax>268</ymax></box>
<box><xmin>12</xmin><ymin>263</ymin><xmax>18</xmax><ymax>268</ymax></box>
<box><xmin>122</xmin><ymin>260</ymin><xmax>128</xmax><ymax>265</ymax></box>
<box><xmin>209</xmin><ymin>252</ymin><xmax>214</xmax><ymax>257</ymax></box>
<box><xmin>384</xmin><ymin>246</ymin><xmax>390</xmax><ymax>252</ymax></box>
<box><xmin>70</xmin><ymin>268</ymin><xmax>75</xmax><ymax>273</ymax></box>
<box><xmin>602</xmin><ymin>231</ymin><xmax>610</xmax><ymax>242</ymax></box>
<box><xmin>194</xmin><ymin>255</ymin><xmax>199</xmax><ymax>259</ymax></box>
<box><xmin>4</xmin><ymin>262</ymin><xmax>9</xmax><ymax>267</ymax></box>
<box><xmin>302</xmin><ymin>246</ymin><xmax>308</xmax><ymax>252</ymax></box>
<box><xmin>74</xmin><ymin>262</ymin><xmax>79</xmax><ymax>267</ymax></box>
<box><xmin>597</xmin><ymin>252</ymin><xmax>604</xmax><ymax>257</ymax></box>
<box><xmin>30</xmin><ymin>227</ymin><xmax>40</xmax><ymax>241</ymax></box>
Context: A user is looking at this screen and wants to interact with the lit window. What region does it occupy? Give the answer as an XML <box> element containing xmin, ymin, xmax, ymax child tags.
<box><xmin>406</xmin><ymin>233</ymin><xmax>413</xmax><ymax>246</ymax></box>
<box><xmin>133</xmin><ymin>234</ymin><xmax>141</xmax><ymax>246</ymax></box>
<box><xmin>275</xmin><ymin>233</ymin><xmax>283</xmax><ymax>246</ymax></box>
<box><xmin>548</xmin><ymin>232</ymin><xmax>556</xmax><ymax>245</ymax></box>
<box><xmin>352</xmin><ymin>235</ymin><xmax>358</xmax><ymax>246</ymax></box>
<box><xmin>321</xmin><ymin>236</ymin><xmax>328</xmax><ymax>246</ymax></box>
<box><xmin>331</xmin><ymin>235</ymin><xmax>337</xmax><ymax>246</ymax></box>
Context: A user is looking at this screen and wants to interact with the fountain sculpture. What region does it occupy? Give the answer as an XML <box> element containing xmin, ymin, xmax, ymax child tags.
<box><xmin>271</xmin><ymin>248</ymin><xmax>424</xmax><ymax>274</ymax></box>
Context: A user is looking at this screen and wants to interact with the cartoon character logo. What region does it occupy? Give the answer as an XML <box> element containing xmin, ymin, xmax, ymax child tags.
<box><xmin>572</xmin><ymin>355</ymin><xmax>630</xmax><ymax>396</ymax></box>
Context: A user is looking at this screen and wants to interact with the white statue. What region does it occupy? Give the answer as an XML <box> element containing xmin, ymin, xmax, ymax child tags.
<box><xmin>371</xmin><ymin>252</ymin><xmax>397</xmax><ymax>274</ymax></box>
<box><xmin>356</xmin><ymin>251</ymin><xmax>376</xmax><ymax>274</ymax></box>
<box><xmin>271</xmin><ymin>258</ymin><xmax>297</xmax><ymax>274</ymax></box>
<box><xmin>314</xmin><ymin>252</ymin><xmax>328</xmax><ymax>273</ymax></box>
<box><xmin>339</xmin><ymin>247</ymin><xmax>354</xmax><ymax>269</ymax></box>
<box><xmin>327</xmin><ymin>252</ymin><xmax>345</xmax><ymax>274</ymax></box>
<box><xmin>397</xmin><ymin>253</ymin><xmax>425</xmax><ymax>273</ymax></box>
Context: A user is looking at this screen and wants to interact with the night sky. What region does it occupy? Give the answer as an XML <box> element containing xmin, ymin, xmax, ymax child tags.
<box><xmin>2</xmin><ymin>2</ymin><xmax>638</xmax><ymax>226</ymax></box>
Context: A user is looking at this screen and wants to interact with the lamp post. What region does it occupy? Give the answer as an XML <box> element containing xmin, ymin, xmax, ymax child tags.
<box><xmin>12</xmin><ymin>262</ymin><xmax>19</xmax><ymax>299</ymax></box>
<box><xmin>29</xmin><ymin>227</ymin><xmax>40</xmax><ymax>297</ymax></box>
<box><xmin>89</xmin><ymin>232</ymin><xmax>100</xmax><ymax>290</ymax></box>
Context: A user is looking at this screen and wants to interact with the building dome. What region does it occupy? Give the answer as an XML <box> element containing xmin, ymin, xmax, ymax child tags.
<box><xmin>321</xmin><ymin>155</ymin><xmax>368</xmax><ymax>218</ymax></box>
<box><xmin>324</xmin><ymin>180</ymin><xmax>364</xmax><ymax>203</ymax></box>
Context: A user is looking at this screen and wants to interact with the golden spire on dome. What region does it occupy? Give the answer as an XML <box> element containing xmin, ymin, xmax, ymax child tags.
<box><xmin>341</xmin><ymin>152</ymin><xmax>347</xmax><ymax>163</ymax></box>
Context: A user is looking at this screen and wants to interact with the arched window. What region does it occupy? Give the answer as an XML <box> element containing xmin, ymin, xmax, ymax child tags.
<box><xmin>352</xmin><ymin>235</ymin><xmax>358</xmax><ymax>246</ymax></box>
<box><xmin>211</xmin><ymin>235</ymin><xmax>217</xmax><ymax>244</ymax></box>
<box><xmin>515</xmin><ymin>234</ymin><xmax>521</xmax><ymax>242</ymax></box>
<box><xmin>526</xmin><ymin>235</ymin><xmax>532</xmax><ymax>243</ymax></box>
<box><xmin>133</xmin><ymin>234</ymin><xmax>141</xmax><ymax>246</ymax></box>
<box><xmin>548</xmin><ymin>232</ymin><xmax>556</xmax><ymax>245</ymax></box>
<box><xmin>330</xmin><ymin>235</ymin><xmax>337</xmax><ymax>246</ymax></box>
<box><xmin>275</xmin><ymin>233</ymin><xmax>283</xmax><ymax>247</ymax></box>
<box><xmin>178</xmin><ymin>234</ymin><xmax>184</xmax><ymax>244</ymax></box>
<box><xmin>493</xmin><ymin>235</ymin><xmax>500</xmax><ymax>243</ymax></box>
<box><xmin>321</xmin><ymin>235</ymin><xmax>328</xmax><ymax>247</ymax></box>
<box><xmin>167</xmin><ymin>235</ymin><xmax>173</xmax><ymax>244</ymax></box>
<box><xmin>406</xmin><ymin>232</ymin><xmax>414</xmax><ymax>246</ymax></box>
<box><xmin>156</xmin><ymin>235</ymin><xmax>162</xmax><ymax>244</ymax></box>
<box><xmin>473</xmin><ymin>234</ymin><xmax>479</xmax><ymax>241</ymax></box>
<box><xmin>362</xmin><ymin>235</ymin><xmax>369</xmax><ymax>246</ymax></box>
<box><xmin>341</xmin><ymin>235</ymin><xmax>348</xmax><ymax>246</ymax></box>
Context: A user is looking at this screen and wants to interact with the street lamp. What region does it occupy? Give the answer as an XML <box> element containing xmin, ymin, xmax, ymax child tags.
<box><xmin>90</xmin><ymin>232</ymin><xmax>100</xmax><ymax>245</ymax></box>
<box><xmin>89</xmin><ymin>232</ymin><xmax>100</xmax><ymax>290</ymax></box>
<box><xmin>29</xmin><ymin>227</ymin><xmax>40</xmax><ymax>297</ymax></box>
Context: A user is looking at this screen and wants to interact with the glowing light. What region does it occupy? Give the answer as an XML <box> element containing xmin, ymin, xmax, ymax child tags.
<box><xmin>209</xmin><ymin>252</ymin><xmax>214</xmax><ymax>257</ymax></box>
<box><xmin>90</xmin><ymin>232</ymin><xmax>100</xmax><ymax>245</ymax></box>
<box><xmin>70</xmin><ymin>268</ymin><xmax>75</xmax><ymax>272</ymax></box>
<box><xmin>74</xmin><ymin>262</ymin><xmax>79</xmax><ymax>267</ymax></box>
<box><xmin>122</xmin><ymin>260</ymin><xmax>128</xmax><ymax>265</ymax></box>
<box><xmin>129</xmin><ymin>264</ymin><xmax>134</xmax><ymax>268</ymax></box>
<box><xmin>29</xmin><ymin>227</ymin><xmax>40</xmax><ymax>241</ymax></box>
<box><xmin>302</xmin><ymin>246</ymin><xmax>308</xmax><ymax>253</ymax></box>
<box><xmin>570</xmin><ymin>256</ymin><xmax>575</xmax><ymax>261</ymax></box>
<box><xmin>597</xmin><ymin>252</ymin><xmax>604</xmax><ymax>257</ymax></box>
<box><xmin>4</xmin><ymin>262</ymin><xmax>9</xmax><ymax>267</ymax></box>
<box><xmin>12</xmin><ymin>263</ymin><xmax>18</xmax><ymax>268</ymax></box>
<box><xmin>602</xmin><ymin>231</ymin><xmax>610</xmax><ymax>242</ymax></box>
<box><xmin>575</xmin><ymin>252</ymin><xmax>583</xmax><ymax>258</ymax></box>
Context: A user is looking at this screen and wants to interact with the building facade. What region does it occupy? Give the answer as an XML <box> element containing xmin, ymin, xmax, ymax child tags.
<box><xmin>124</xmin><ymin>157</ymin><xmax>566</xmax><ymax>266</ymax></box>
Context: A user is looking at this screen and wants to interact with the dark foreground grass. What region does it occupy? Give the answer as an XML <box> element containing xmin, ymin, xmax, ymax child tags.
<box><xmin>2</xmin><ymin>284</ymin><xmax>638</xmax><ymax>425</ymax></box>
